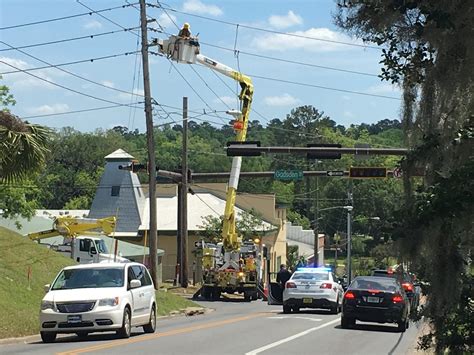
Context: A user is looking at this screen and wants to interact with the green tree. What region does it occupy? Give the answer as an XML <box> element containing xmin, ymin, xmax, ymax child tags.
<box><xmin>336</xmin><ymin>1</ymin><xmax>473</xmax><ymax>351</ymax></box>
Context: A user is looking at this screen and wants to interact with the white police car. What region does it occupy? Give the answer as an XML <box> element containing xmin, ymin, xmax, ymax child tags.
<box><xmin>282</xmin><ymin>267</ymin><xmax>344</xmax><ymax>314</ymax></box>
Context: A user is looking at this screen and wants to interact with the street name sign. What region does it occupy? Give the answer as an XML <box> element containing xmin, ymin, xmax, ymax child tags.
<box><xmin>274</xmin><ymin>170</ymin><xmax>304</xmax><ymax>181</ymax></box>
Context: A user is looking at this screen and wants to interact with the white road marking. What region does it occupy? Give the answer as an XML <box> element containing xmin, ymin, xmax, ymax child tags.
<box><xmin>245</xmin><ymin>318</ymin><xmax>340</xmax><ymax>355</ymax></box>
<box><xmin>269</xmin><ymin>316</ymin><xmax>322</xmax><ymax>322</ymax></box>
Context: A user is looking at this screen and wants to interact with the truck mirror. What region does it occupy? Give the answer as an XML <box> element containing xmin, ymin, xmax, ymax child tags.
<box><xmin>90</xmin><ymin>247</ymin><xmax>97</xmax><ymax>255</ymax></box>
<box><xmin>44</xmin><ymin>284</ymin><xmax>50</xmax><ymax>293</ymax></box>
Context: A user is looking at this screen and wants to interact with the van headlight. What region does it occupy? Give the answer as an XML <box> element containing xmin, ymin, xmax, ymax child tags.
<box><xmin>99</xmin><ymin>297</ymin><xmax>119</xmax><ymax>307</ymax></box>
<box><xmin>41</xmin><ymin>300</ymin><xmax>54</xmax><ymax>311</ymax></box>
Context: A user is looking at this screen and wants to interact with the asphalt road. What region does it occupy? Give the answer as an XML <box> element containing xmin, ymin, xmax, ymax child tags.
<box><xmin>1</xmin><ymin>298</ymin><xmax>422</xmax><ymax>355</ymax></box>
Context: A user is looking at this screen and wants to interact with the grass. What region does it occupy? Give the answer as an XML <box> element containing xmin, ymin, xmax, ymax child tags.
<box><xmin>0</xmin><ymin>226</ymin><xmax>200</xmax><ymax>339</ymax></box>
<box><xmin>155</xmin><ymin>290</ymin><xmax>200</xmax><ymax>316</ymax></box>
<box><xmin>0</xmin><ymin>226</ymin><xmax>76</xmax><ymax>339</ymax></box>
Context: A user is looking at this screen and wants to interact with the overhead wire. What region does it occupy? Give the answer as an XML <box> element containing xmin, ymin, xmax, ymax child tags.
<box><xmin>0</xmin><ymin>60</ymin><xmax>139</xmax><ymax>106</ymax></box>
<box><xmin>0</xmin><ymin>3</ymin><xmax>138</xmax><ymax>30</ymax></box>
<box><xmin>0</xmin><ymin>51</ymin><xmax>140</xmax><ymax>76</ymax></box>
<box><xmin>0</xmin><ymin>27</ymin><xmax>140</xmax><ymax>52</ymax></box>
<box><xmin>153</xmin><ymin>2</ymin><xmax>381</xmax><ymax>50</ymax></box>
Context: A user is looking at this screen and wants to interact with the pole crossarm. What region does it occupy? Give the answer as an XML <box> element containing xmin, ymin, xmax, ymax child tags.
<box><xmin>226</xmin><ymin>146</ymin><xmax>409</xmax><ymax>156</ymax></box>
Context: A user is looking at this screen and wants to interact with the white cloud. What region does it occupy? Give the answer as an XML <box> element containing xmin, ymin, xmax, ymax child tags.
<box><xmin>366</xmin><ymin>83</ymin><xmax>401</xmax><ymax>95</ymax></box>
<box><xmin>213</xmin><ymin>96</ymin><xmax>237</xmax><ymax>106</ymax></box>
<box><xmin>101</xmin><ymin>80</ymin><xmax>115</xmax><ymax>88</ymax></box>
<box><xmin>0</xmin><ymin>56</ymin><xmax>55</xmax><ymax>89</ymax></box>
<box><xmin>251</xmin><ymin>27</ymin><xmax>364</xmax><ymax>52</ymax></box>
<box><xmin>264</xmin><ymin>93</ymin><xmax>301</xmax><ymax>107</ymax></box>
<box><xmin>118</xmin><ymin>88</ymin><xmax>144</xmax><ymax>101</ymax></box>
<box><xmin>26</xmin><ymin>103</ymin><xmax>69</xmax><ymax>115</ymax></box>
<box><xmin>83</xmin><ymin>20</ymin><xmax>102</xmax><ymax>30</ymax></box>
<box><xmin>158</xmin><ymin>13</ymin><xmax>178</xmax><ymax>29</ymax></box>
<box><xmin>268</xmin><ymin>11</ymin><xmax>303</xmax><ymax>29</ymax></box>
<box><xmin>182</xmin><ymin>0</ymin><xmax>223</xmax><ymax>16</ymax></box>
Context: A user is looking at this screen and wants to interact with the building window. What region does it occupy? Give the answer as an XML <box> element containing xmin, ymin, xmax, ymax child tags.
<box><xmin>111</xmin><ymin>186</ymin><xmax>120</xmax><ymax>196</ymax></box>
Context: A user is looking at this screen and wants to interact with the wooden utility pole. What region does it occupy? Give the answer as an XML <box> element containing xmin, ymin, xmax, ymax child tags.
<box><xmin>139</xmin><ymin>0</ymin><xmax>158</xmax><ymax>288</ymax></box>
<box><xmin>180</xmin><ymin>97</ymin><xmax>189</xmax><ymax>287</ymax></box>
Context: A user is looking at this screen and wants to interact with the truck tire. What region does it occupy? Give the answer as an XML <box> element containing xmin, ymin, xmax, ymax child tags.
<box><xmin>117</xmin><ymin>307</ymin><xmax>131</xmax><ymax>338</ymax></box>
<box><xmin>211</xmin><ymin>287</ymin><xmax>221</xmax><ymax>301</ymax></box>
<box><xmin>283</xmin><ymin>305</ymin><xmax>292</xmax><ymax>314</ymax></box>
<box><xmin>201</xmin><ymin>286</ymin><xmax>211</xmax><ymax>300</ymax></box>
<box><xmin>40</xmin><ymin>331</ymin><xmax>57</xmax><ymax>343</ymax></box>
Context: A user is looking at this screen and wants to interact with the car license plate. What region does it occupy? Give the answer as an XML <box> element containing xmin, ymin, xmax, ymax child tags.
<box><xmin>303</xmin><ymin>298</ymin><xmax>312</xmax><ymax>304</ymax></box>
<box><xmin>367</xmin><ymin>297</ymin><xmax>380</xmax><ymax>303</ymax></box>
<box><xmin>67</xmin><ymin>315</ymin><xmax>82</xmax><ymax>323</ymax></box>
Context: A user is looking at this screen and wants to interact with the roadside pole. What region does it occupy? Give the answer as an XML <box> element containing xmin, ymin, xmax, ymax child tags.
<box><xmin>139</xmin><ymin>0</ymin><xmax>158</xmax><ymax>287</ymax></box>
<box><xmin>180</xmin><ymin>97</ymin><xmax>189</xmax><ymax>287</ymax></box>
<box><xmin>346</xmin><ymin>205</ymin><xmax>353</xmax><ymax>285</ymax></box>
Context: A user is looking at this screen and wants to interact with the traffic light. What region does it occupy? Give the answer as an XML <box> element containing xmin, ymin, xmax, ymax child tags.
<box><xmin>307</xmin><ymin>143</ymin><xmax>342</xmax><ymax>160</ymax></box>
<box><xmin>349</xmin><ymin>167</ymin><xmax>387</xmax><ymax>178</ymax></box>
<box><xmin>226</xmin><ymin>141</ymin><xmax>261</xmax><ymax>156</ymax></box>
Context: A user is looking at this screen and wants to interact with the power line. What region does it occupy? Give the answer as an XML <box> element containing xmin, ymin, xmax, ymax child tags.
<box><xmin>0</xmin><ymin>50</ymin><xmax>140</xmax><ymax>75</ymax></box>
<box><xmin>22</xmin><ymin>103</ymin><xmax>144</xmax><ymax>120</ymax></box>
<box><xmin>0</xmin><ymin>3</ymin><xmax>137</xmax><ymax>31</ymax></box>
<box><xmin>0</xmin><ymin>40</ymin><xmax>144</xmax><ymax>99</ymax></box>
<box><xmin>75</xmin><ymin>0</ymin><xmax>140</xmax><ymax>38</ymax></box>
<box><xmin>248</xmin><ymin>73</ymin><xmax>401</xmax><ymax>100</ymax></box>
<box><xmin>151</xmin><ymin>3</ymin><xmax>381</xmax><ymax>50</ymax></box>
<box><xmin>0</xmin><ymin>60</ymin><xmax>134</xmax><ymax>106</ymax></box>
<box><xmin>0</xmin><ymin>27</ymin><xmax>140</xmax><ymax>52</ymax></box>
<box><xmin>199</xmin><ymin>42</ymin><xmax>379</xmax><ymax>78</ymax></box>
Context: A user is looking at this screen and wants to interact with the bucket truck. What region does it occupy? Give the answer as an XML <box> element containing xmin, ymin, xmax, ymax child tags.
<box><xmin>155</xmin><ymin>33</ymin><xmax>259</xmax><ymax>300</ymax></box>
<box><xmin>27</xmin><ymin>216</ymin><xmax>128</xmax><ymax>263</ymax></box>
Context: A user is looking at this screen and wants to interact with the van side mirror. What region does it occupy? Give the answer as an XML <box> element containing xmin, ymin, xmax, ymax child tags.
<box><xmin>44</xmin><ymin>284</ymin><xmax>51</xmax><ymax>293</ymax></box>
<box><xmin>90</xmin><ymin>247</ymin><xmax>97</xmax><ymax>255</ymax></box>
<box><xmin>130</xmin><ymin>279</ymin><xmax>141</xmax><ymax>289</ymax></box>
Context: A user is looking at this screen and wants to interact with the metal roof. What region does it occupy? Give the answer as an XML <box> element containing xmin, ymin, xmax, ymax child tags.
<box><xmin>104</xmin><ymin>149</ymin><xmax>135</xmax><ymax>160</ymax></box>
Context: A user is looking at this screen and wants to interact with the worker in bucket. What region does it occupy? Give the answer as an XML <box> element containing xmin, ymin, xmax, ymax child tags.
<box><xmin>178</xmin><ymin>23</ymin><xmax>191</xmax><ymax>38</ymax></box>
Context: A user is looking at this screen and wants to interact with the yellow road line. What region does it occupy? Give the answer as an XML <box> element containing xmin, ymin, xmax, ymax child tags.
<box><xmin>56</xmin><ymin>312</ymin><xmax>269</xmax><ymax>355</ymax></box>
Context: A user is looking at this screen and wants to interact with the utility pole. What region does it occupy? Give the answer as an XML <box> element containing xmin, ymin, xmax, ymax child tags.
<box><xmin>314</xmin><ymin>173</ymin><xmax>319</xmax><ymax>267</ymax></box>
<box><xmin>180</xmin><ymin>97</ymin><xmax>189</xmax><ymax>287</ymax></box>
<box><xmin>139</xmin><ymin>0</ymin><xmax>158</xmax><ymax>287</ymax></box>
<box><xmin>346</xmin><ymin>206</ymin><xmax>352</xmax><ymax>285</ymax></box>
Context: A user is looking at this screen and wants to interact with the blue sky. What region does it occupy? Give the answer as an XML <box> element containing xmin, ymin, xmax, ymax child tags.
<box><xmin>0</xmin><ymin>0</ymin><xmax>402</xmax><ymax>132</ymax></box>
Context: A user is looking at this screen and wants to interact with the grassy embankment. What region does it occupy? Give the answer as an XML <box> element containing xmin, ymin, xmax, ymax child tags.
<box><xmin>0</xmin><ymin>227</ymin><xmax>198</xmax><ymax>339</ymax></box>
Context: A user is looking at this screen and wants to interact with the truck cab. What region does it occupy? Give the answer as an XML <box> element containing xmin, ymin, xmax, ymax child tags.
<box><xmin>52</xmin><ymin>236</ymin><xmax>128</xmax><ymax>264</ymax></box>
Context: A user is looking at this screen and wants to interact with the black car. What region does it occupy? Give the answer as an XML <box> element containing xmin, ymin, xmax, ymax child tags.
<box><xmin>341</xmin><ymin>276</ymin><xmax>410</xmax><ymax>332</ymax></box>
<box><xmin>371</xmin><ymin>269</ymin><xmax>419</xmax><ymax>312</ymax></box>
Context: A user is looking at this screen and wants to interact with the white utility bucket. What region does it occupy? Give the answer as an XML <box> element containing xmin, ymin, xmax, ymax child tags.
<box><xmin>162</xmin><ymin>35</ymin><xmax>199</xmax><ymax>64</ymax></box>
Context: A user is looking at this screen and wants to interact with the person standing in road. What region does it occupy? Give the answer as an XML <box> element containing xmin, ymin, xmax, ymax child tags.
<box><xmin>276</xmin><ymin>264</ymin><xmax>292</xmax><ymax>289</ymax></box>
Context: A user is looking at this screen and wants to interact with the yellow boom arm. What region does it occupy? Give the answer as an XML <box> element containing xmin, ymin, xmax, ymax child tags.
<box><xmin>28</xmin><ymin>216</ymin><xmax>117</xmax><ymax>241</ymax></box>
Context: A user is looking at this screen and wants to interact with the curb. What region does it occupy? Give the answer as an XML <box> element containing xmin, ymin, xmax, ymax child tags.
<box><xmin>0</xmin><ymin>307</ymin><xmax>212</xmax><ymax>346</ymax></box>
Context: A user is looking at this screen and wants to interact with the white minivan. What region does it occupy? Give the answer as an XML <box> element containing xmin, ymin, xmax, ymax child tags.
<box><xmin>40</xmin><ymin>262</ymin><xmax>156</xmax><ymax>343</ymax></box>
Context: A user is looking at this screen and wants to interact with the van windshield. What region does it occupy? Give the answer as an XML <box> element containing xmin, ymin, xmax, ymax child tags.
<box><xmin>51</xmin><ymin>267</ymin><xmax>124</xmax><ymax>290</ymax></box>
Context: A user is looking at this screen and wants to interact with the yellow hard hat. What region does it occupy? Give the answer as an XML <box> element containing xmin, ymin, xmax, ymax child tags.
<box><xmin>183</xmin><ymin>23</ymin><xmax>190</xmax><ymax>29</ymax></box>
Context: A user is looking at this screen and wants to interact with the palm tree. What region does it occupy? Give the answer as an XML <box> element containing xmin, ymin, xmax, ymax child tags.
<box><xmin>0</xmin><ymin>110</ymin><xmax>50</xmax><ymax>183</ymax></box>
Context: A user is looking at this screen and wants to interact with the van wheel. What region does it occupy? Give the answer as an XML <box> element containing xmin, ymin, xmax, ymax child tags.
<box><xmin>143</xmin><ymin>305</ymin><xmax>156</xmax><ymax>333</ymax></box>
<box><xmin>40</xmin><ymin>331</ymin><xmax>57</xmax><ymax>343</ymax></box>
<box><xmin>341</xmin><ymin>316</ymin><xmax>354</xmax><ymax>329</ymax></box>
<box><xmin>283</xmin><ymin>305</ymin><xmax>291</xmax><ymax>314</ymax></box>
<box><xmin>117</xmin><ymin>307</ymin><xmax>131</xmax><ymax>338</ymax></box>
